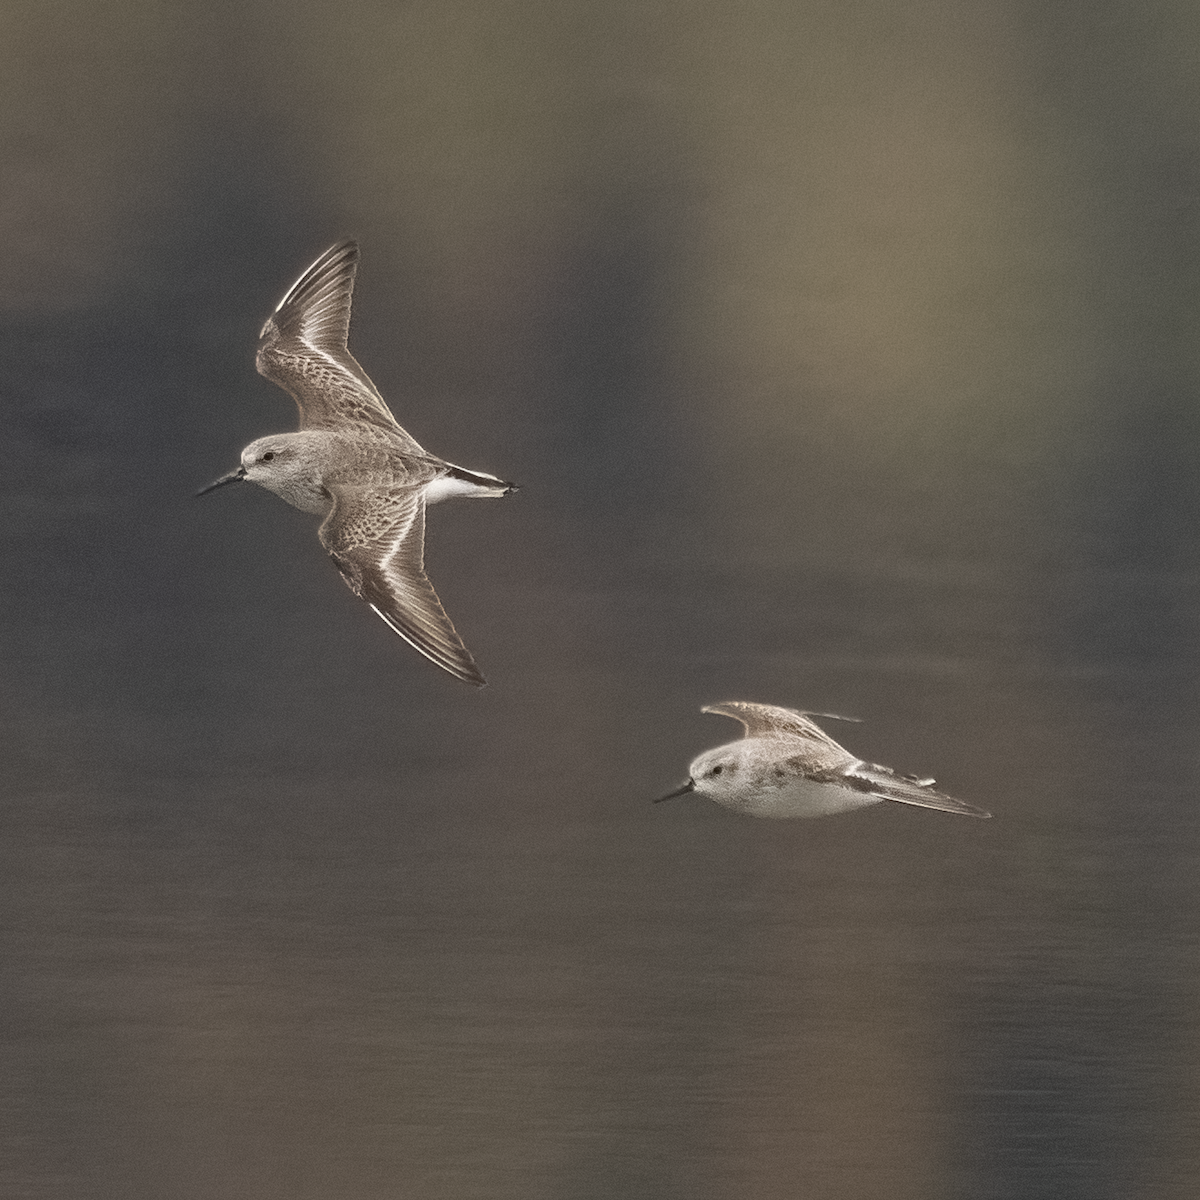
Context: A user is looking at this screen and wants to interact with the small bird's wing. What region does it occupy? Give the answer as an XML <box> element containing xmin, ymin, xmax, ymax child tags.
<box><xmin>703</xmin><ymin>701</ymin><xmax>850</xmax><ymax>750</ymax></box>
<box><xmin>256</xmin><ymin>240</ymin><xmax>425</xmax><ymax>449</ymax></box>
<box><xmin>319</xmin><ymin>486</ymin><xmax>486</xmax><ymax>686</ymax></box>
<box><xmin>836</xmin><ymin>760</ymin><xmax>991</xmax><ymax>818</ymax></box>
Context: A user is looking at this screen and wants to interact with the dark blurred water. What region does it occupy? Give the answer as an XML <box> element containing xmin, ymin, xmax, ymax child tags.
<box><xmin>5</xmin><ymin>2</ymin><xmax>1200</xmax><ymax>1197</ymax></box>
<box><xmin>4</xmin><ymin>434</ymin><xmax>1200</xmax><ymax>1200</ymax></box>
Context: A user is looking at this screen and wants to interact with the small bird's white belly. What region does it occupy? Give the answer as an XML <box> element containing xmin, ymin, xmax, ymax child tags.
<box><xmin>721</xmin><ymin>777</ymin><xmax>883</xmax><ymax>819</ymax></box>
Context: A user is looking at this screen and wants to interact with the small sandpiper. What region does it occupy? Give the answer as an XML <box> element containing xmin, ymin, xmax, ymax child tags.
<box><xmin>199</xmin><ymin>240</ymin><xmax>517</xmax><ymax>686</ymax></box>
<box><xmin>656</xmin><ymin>701</ymin><xmax>990</xmax><ymax>818</ymax></box>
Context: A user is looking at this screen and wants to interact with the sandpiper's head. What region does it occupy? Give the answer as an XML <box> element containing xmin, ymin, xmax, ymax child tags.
<box><xmin>232</xmin><ymin>433</ymin><xmax>333</xmax><ymax>516</ymax></box>
<box><xmin>240</xmin><ymin>434</ymin><xmax>298</xmax><ymax>486</ymax></box>
<box><xmin>197</xmin><ymin>432</ymin><xmax>331</xmax><ymax>515</ymax></box>
<box><xmin>655</xmin><ymin>744</ymin><xmax>744</xmax><ymax>804</ymax></box>
<box><xmin>196</xmin><ymin>435</ymin><xmax>299</xmax><ymax>497</ymax></box>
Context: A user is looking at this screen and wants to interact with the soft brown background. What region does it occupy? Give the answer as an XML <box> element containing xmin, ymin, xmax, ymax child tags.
<box><xmin>2</xmin><ymin>2</ymin><xmax>1200</xmax><ymax>1197</ymax></box>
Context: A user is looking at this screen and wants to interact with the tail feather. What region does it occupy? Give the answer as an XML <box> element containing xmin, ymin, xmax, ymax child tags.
<box><xmin>447</xmin><ymin>465</ymin><xmax>518</xmax><ymax>494</ymax></box>
<box><xmin>421</xmin><ymin>465</ymin><xmax>519</xmax><ymax>504</ymax></box>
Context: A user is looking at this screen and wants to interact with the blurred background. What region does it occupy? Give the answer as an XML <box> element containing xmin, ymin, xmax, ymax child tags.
<box><xmin>2</xmin><ymin>1</ymin><xmax>1200</xmax><ymax>1196</ymax></box>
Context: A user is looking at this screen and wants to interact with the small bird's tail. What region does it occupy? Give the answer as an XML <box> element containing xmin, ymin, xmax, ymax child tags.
<box><xmin>446</xmin><ymin>465</ymin><xmax>518</xmax><ymax>496</ymax></box>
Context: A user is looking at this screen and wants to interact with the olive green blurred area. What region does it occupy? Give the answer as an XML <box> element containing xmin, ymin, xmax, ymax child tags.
<box><xmin>6</xmin><ymin>0</ymin><xmax>1199</xmax><ymax>566</ymax></box>
<box><xmin>3</xmin><ymin>2</ymin><xmax>1200</xmax><ymax>1198</ymax></box>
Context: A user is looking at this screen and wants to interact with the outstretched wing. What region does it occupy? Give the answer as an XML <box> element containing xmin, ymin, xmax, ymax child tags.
<box><xmin>838</xmin><ymin>760</ymin><xmax>991</xmax><ymax>818</ymax></box>
<box><xmin>702</xmin><ymin>701</ymin><xmax>852</xmax><ymax>751</ymax></box>
<box><xmin>256</xmin><ymin>240</ymin><xmax>424</xmax><ymax>448</ymax></box>
<box><xmin>319</xmin><ymin>485</ymin><xmax>486</xmax><ymax>687</ymax></box>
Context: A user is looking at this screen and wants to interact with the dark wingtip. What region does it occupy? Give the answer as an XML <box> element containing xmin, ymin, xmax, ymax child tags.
<box><xmin>948</xmin><ymin>794</ymin><xmax>993</xmax><ymax>819</ymax></box>
<box><xmin>448</xmin><ymin>653</ymin><xmax>488</xmax><ymax>688</ymax></box>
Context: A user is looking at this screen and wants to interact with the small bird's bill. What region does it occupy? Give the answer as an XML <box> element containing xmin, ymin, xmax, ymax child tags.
<box><xmin>654</xmin><ymin>780</ymin><xmax>696</xmax><ymax>803</ymax></box>
<box><xmin>196</xmin><ymin>466</ymin><xmax>247</xmax><ymax>496</ymax></box>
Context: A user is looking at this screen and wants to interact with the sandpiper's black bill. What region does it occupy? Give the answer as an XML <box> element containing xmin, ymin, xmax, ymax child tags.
<box><xmin>654</xmin><ymin>779</ymin><xmax>696</xmax><ymax>803</ymax></box>
<box><xmin>196</xmin><ymin>466</ymin><xmax>246</xmax><ymax>496</ymax></box>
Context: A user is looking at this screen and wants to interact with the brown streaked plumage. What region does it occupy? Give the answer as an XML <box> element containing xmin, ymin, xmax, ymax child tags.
<box><xmin>198</xmin><ymin>240</ymin><xmax>517</xmax><ymax>686</ymax></box>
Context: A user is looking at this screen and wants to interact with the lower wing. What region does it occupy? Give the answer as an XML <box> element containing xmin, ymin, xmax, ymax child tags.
<box><xmin>841</xmin><ymin>761</ymin><xmax>991</xmax><ymax>818</ymax></box>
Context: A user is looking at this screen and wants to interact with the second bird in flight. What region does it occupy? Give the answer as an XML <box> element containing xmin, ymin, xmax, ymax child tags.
<box><xmin>657</xmin><ymin>701</ymin><xmax>990</xmax><ymax>819</ymax></box>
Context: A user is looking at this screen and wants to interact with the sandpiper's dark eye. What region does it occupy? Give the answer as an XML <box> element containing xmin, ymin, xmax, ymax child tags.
<box><xmin>262</xmin><ymin>451</ymin><xmax>275</xmax><ymax>462</ymax></box>
<box><xmin>711</xmin><ymin>765</ymin><xmax>723</xmax><ymax>776</ymax></box>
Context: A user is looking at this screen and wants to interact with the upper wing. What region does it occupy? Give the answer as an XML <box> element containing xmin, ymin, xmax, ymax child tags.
<box><xmin>256</xmin><ymin>240</ymin><xmax>425</xmax><ymax>448</ymax></box>
<box><xmin>702</xmin><ymin>701</ymin><xmax>852</xmax><ymax>751</ymax></box>
<box><xmin>838</xmin><ymin>760</ymin><xmax>991</xmax><ymax>818</ymax></box>
<box><xmin>319</xmin><ymin>486</ymin><xmax>486</xmax><ymax>687</ymax></box>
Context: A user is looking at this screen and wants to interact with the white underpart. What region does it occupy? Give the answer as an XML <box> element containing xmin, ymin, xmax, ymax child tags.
<box><xmin>731</xmin><ymin>775</ymin><xmax>883</xmax><ymax>819</ymax></box>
